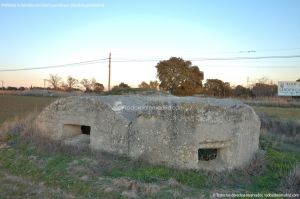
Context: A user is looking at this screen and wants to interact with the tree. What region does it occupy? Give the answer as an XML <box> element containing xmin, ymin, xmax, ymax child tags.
<box><xmin>93</xmin><ymin>83</ymin><xmax>105</xmax><ymax>93</ymax></box>
<box><xmin>138</xmin><ymin>81</ymin><xmax>150</xmax><ymax>89</ymax></box>
<box><xmin>233</xmin><ymin>85</ymin><xmax>254</xmax><ymax>98</ymax></box>
<box><xmin>204</xmin><ymin>79</ymin><xmax>231</xmax><ymax>97</ymax></box>
<box><xmin>155</xmin><ymin>57</ymin><xmax>204</xmax><ymax>96</ymax></box>
<box><xmin>81</xmin><ymin>79</ymin><xmax>92</xmax><ymax>92</ymax></box>
<box><xmin>149</xmin><ymin>80</ymin><xmax>159</xmax><ymax>90</ymax></box>
<box><xmin>81</xmin><ymin>78</ymin><xmax>104</xmax><ymax>93</ymax></box>
<box><xmin>66</xmin><ymin>76</ymin><xmax>78</xmax><ymax>91</ymax></box>
<box><xmin>60</xmin><ymin>82</ymin><xmax>68</xmax><ymax>91</ymax></box>
<box><xmin>90</xmin><ymin>78</ymin><xmax>97</xmax><ymax>89</ymax></box>
<box><xmin>297</xmin><ymin>78</ymin><xmax>300</xmax><ymax>82</ymax></box>
<box><xmin>112</xmin><ymin>82</ymin><xmax>131</xmax><ymax>90</ymax></box>
<box><xmin>252</xmin><ymin>83</ymin><xmax>277</xmax><ymax>97</ymax></box>
<box><xmin>7</xmin><ymin>86</ymin><xmax>18</xmax><ymax>91</ymax></box>
<box><xmin>48</xmin><ymin>74</ymin><xmax>62</xmax><ymax>90</ymax></box>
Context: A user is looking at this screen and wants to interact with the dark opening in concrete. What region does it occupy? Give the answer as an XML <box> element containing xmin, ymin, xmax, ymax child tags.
<box><xmin>81</xmin><ymin>125</ymin><xmax>91</xmax><ymax>135</ymax></box>
<box><xmin>63</xmin><ymin>124</ymin><xmax>91</xmax><ymax>146</ymax></box>
<box><xmin>198</xmin><ymin>148</ymin><xmax>218</xmax><ymax>161</ymax></box>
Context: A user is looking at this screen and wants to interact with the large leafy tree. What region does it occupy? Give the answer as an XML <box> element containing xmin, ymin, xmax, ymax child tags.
<box><xmin>155</xmin><ymin>57</ymin><xmax>204</xmax><ymax>96</ymax></box>
<box><xmin>204</xmin><ymin>79</ymin><xmax>231</xmax><ymax>97</ymax></box>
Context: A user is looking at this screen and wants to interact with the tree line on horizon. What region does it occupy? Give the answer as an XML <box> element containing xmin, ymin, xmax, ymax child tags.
<box><xmin>2</xmin><ymin>57</ymin><xmax>299</xmax><ymax>97</ymax></box>
<box><xmin>154</xmin><ymin>57</ymin><xmax>290</xmax><ymax>98</ymax></box>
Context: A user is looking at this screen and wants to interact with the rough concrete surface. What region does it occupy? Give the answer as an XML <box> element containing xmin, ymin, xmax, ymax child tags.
<box><xmin>35</xmin><ymin>95</ymin><xmax>260</xmax><ymax>171</ymax></box>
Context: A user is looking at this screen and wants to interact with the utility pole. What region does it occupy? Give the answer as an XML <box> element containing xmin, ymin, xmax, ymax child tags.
<box><xmin>43</xmin><ymin>79</ymin><xmax>48</xmax><ymax>90</ymax></box>
<box><xmin>108</xmin><ymin>52</ymin><xmax>111</xmax><ymax>91</ymax></box>
<box><xmin>247</xmin><ymin>77</ymin><xmax>250</xmax><ymax>88</ymax></box>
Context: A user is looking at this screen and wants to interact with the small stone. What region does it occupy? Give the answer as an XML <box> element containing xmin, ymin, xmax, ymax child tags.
<box><xmin>79</xmin><ymin>175</ymin><xmax>88</xmax><ymax>181</ymax></box>
<box><xmin>121</xmin><ymin>190</ymin><xmax>137</xmax><ymax>198</ymax></box>
<box><xmin>144</xmin><ymin>184</ymin><xmax>160</xmax><ymax>194</ymax></box>
<box><xmin>104</xmin><ymin>187</ymin><xmax>113</xmax><ymax>192</ymax></box>
<box><xmin>167</xmin><ymin>178</ymin><xmax>180</xmax><ymax>187</ymax></box>
<box><xmin>0</xmin><ymin>143</ymin><xmax>9</xmax><ymax>149</ymax></box>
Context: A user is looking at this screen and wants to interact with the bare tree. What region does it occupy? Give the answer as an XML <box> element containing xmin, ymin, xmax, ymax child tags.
<box><xmin>81</xmin><ymin>79</ymin><xmax>91</xmax><ymax>92</ymax></box>
<box><xmin>90</xmin><ymin>78</ymin><xmax>97</xmax><ymax>90</ymax></box>
<box><xmin>66</xmin><ymin>76</ymin><xmax>78</xmax><ymax>91</ymax></box>
<box><xmin>48</xmin><ymin>74</ymin><xmax>62</xmax><ymax>90</ymax></box>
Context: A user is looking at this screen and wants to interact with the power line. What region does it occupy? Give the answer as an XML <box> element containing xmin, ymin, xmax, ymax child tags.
<box><xmin>111</xmin><ymin>47</ymin><xmax>300</xmax><ymax>56</ymax></box>
<box><xmin>190</xmin><ymin>55</ymin><xmax>300</xmax><ymax>61</ymax></box>
<box><xmin>0</xmin><ymin>54</ymin><xmax>300</xmax><ymax>72</ymax></box>
<box><xmin>255</xmin><ymin>47</ymin><xmax>300</xmax><ymax>53</ymax></box>
<box><xmin>0</xmin><ymin>58</ymin><xmax>108</xmax><ymax>72</ymax></box>
<box><xmin>111</xmin><ymin>55</ymin><xmax>300</xmax><ymax>62</ymax></box>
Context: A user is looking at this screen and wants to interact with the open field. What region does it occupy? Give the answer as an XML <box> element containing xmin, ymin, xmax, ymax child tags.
<box><xmin>253</xmin><ymin>106</ymin><xmax>300</xmax><ymax>122</ymax></box>
<box><xmin>0</xmin><ymin>95</ymin><xmax>299</xmax><ymax>198</ymax></box>
<box><xmin>0</xmin><ymin>95</ymin><xmax>55</xmax><ymax>125</ymax></box>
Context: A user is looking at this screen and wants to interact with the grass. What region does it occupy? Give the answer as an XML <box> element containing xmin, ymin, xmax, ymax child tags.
<box><xmin>0</xmin><ymin>95</ymin><xmax>55</xmax><ymax>125</ymax></box>
<box><xmin>253</xmin><ymin>106</ymin><xmax>300</xmax><ymax>122</ymax></box>
<box><xmin>106</xmin><ymin>165</ymin><xmax>208</xmax><ymax>187</ymax></box>
<box><xmin>0</xmin><ymin>95</ymin><xmax>300</xmax><ymax>198</ymax></box>
<box><xmin>1</xmin><ymin>132</ymin><xmax>299</xmax><ymax>198</ymax></box>
<box><xmin>0</xmin><ymin>118</ymin><xmax>300</xmax><ymax>198</ymax></box>
<box><xmin>249</xmin><ymin>147</ymin><xmax>300</xmax><ymax>192</ymax></box>
<box><xmin>280</xmin><ymin>164</ymin><xmax>300</xmax><ymax>193</ymax></box>
<box><xmin>0</xmin><ymin>142</ymin><xmax>121</xmax><ymax>198</ymax></box>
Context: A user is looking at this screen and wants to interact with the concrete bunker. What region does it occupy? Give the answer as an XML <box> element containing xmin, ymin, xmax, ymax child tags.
<box><xmin>35</xmin><ymin>95</ymin><xmax>260</xmax><ymax>171</ymax></box>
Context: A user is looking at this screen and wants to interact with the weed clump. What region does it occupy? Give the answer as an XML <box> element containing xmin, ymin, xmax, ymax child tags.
<box><xmin>280</xmin><ymin>164</ymin><xmax>300</xmax><ymax>193</ymax></box>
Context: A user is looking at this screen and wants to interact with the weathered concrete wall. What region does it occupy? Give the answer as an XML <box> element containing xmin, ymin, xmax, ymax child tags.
<box><xmin>35</xmin><ymin>95</ymin><xmax>260</xmax><ymax>171</ymax></box>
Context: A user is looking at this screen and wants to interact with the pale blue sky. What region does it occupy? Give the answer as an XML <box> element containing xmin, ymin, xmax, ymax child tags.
<box><xmin>0</xmin><ymin>0</ymin><xmax>300</xmax><ymax>88</ymax></box>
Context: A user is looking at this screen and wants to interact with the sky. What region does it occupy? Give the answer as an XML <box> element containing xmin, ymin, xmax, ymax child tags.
<box><xmin>0</xmin><ymin>0</ymin><xmax>300</xmax><ymax>88</ymax></box>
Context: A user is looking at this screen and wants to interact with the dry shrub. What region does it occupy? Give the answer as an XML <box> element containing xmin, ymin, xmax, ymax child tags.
<box><xmin>21</xmin><ymin>122</ymin><xmax>90</xmax><ymax>156</ymax></box>
<box><xmin>244</xmin><ymin>97</ymin><xmax>300</xmax><ymax>108</ymax></box>
<box><xmin>0</xmin><ymin>113</ymin><xmax>141</xmax><ymax>170</ymax></box>
<box><xmin>21</xmin><ymin>118</ymin><xmax>134</xmax><ymax>172</ymax></box>
<box><xmin>240</xmin><ymin>150</ymin><xmax>268</xmax><ymax>176</ymax></box>
<box><xmin>259</xmin><ymin>114</ymin><xmax>300</xmax><ymax>143</ymax></box>
<box><xmin>0</xmin><ymin>112</ymin><xmax>90</xmax><ymax>157</ymax></box>
<box><xmin>280</xmin><ymin>164</ymin><xmax>300</xmax><ymax>193</ymax></box>
<box><xmin>0</xmin><ymin>113</ymin><xmax>36</xmax><ymax>142</ymax></box>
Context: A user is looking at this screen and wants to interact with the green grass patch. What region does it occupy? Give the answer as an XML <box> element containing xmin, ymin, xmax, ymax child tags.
<box><xmin>1</xmin><ymin>133</ymin><xmax>299</xmax><ymax>197</ymax></box>
<box><xmin>250</xmin><ymin>148</ymin><xmax>300</xmax><ymax>192</ymax></box>
<box><xmin>0</xmin><ymin>142</ymin><xmax>122</xmax><ymax>198</ymax></box>
<box><xmin>106</xmin><ymin>165</ymin><xmax>208</xmax><ymax>188</ymax></box>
